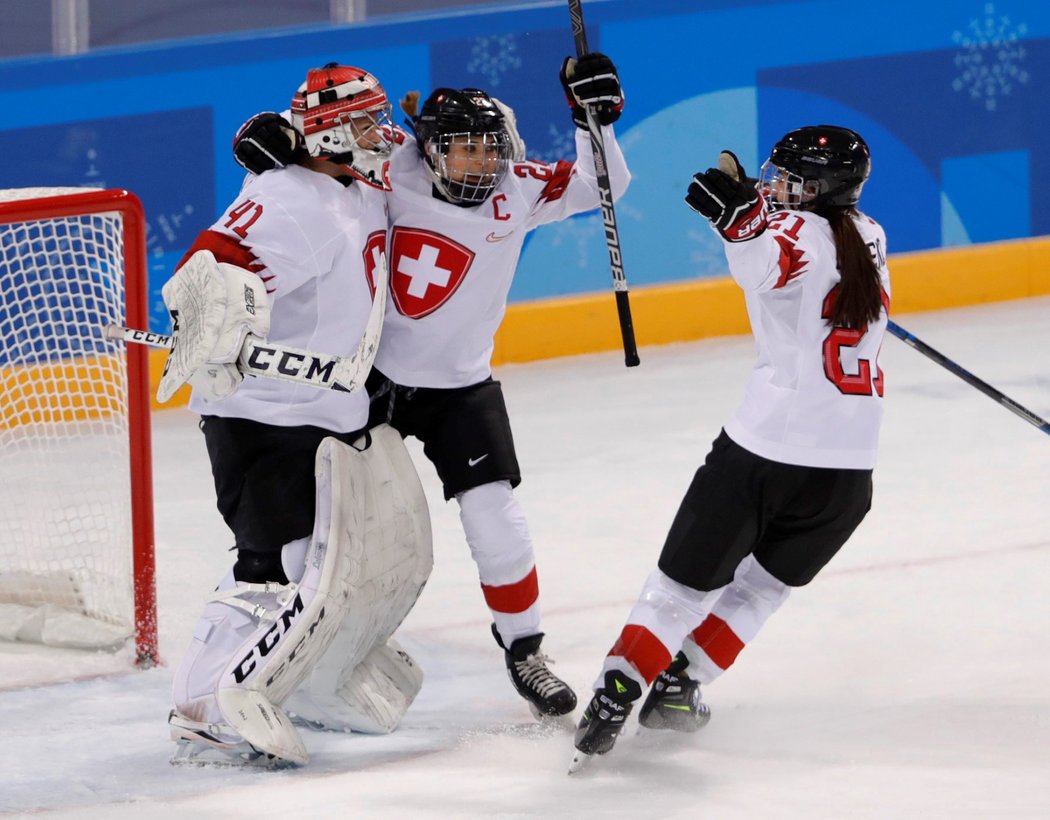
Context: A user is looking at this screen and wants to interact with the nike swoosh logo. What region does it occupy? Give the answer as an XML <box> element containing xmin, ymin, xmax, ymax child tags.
<box><xmin>486</xmin><ymin>231</ymin><xmax>513</xmax><ymax>242</ymax></box>
<box><xmin>467</xmin><ymin>454</ymin><xmax>489</xmax><ymax>466</ymax></box>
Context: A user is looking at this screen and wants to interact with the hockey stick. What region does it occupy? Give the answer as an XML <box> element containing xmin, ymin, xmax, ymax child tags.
<box><xmin>887</xmin><ymin>320</ymin><xmax>1050</xmax><ymax>436</ymax></box>
<box><xmin>108</xmin><ymin>254</ymin><xmax>388</xmax><ymax>396</ymax></box>
<box><xmin>567</xmin><ymin>0</ymin><xmax>640</xmax><ymax>368</ymax></box>
<box><xmin>106</xmin><ymin>324</ymin><xmax>374</xmax><ymax>394</ymax></box>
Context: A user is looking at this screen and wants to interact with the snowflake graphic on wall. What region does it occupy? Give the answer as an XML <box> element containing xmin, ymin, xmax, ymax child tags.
<box><xmin>951</xmin><ymin>3</ymin><xmax>1029</xmax><ymax>111</ymax></box>
<box><xmin>531</xmin><ymin>122</ymin><xmax>577</xmax><ymax>163</ymax></box>
<box><xmin>465</xmin><ymin>35</ymin><xmax>523</xmax><ymax>87</ymax></box>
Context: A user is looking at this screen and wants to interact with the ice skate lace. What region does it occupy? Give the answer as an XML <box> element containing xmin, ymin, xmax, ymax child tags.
<box><xmin>514</xmin><ymin>652</ymin><xmax>567</xmax><ymax>697</ymax></box>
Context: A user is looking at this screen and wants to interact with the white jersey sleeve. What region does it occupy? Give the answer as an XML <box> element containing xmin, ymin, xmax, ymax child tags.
<box><xmin>186</xmin><ymin>165</ymin><xmax>389</xmax><ymax>432</ymax></box>
<box><xmin>522</xmin><ymin>124</ymin><xmax>630</xmax><ymax>230</ymax></box>
<box><xmin>722</xmin><ymin>210</ymin><xmax>891</xmax><ymax>469</ymax></box>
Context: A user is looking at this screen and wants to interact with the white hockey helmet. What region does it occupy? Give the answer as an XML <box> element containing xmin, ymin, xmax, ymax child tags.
<box><xmin>290</xmin><ymin>63</ymin><xmax>393</xmax><ymax>190</ymax></box>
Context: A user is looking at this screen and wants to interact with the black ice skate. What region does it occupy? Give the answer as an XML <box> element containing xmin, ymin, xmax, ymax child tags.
<box><xmin>493</xmin><ymin>626</ymin><xmax>578</xmax><ymax>719</ymax></box>
<box><xmin>569</xmin><ymin>670</ymin><xmax>642</xmax><ymax>773</ymax></box>
<box><xmin>638</xmin><ymin>652</ymin><xmax>711</xmax><ymax>733</ymax></box>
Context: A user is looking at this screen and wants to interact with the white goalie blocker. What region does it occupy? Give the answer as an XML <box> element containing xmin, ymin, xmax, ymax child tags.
<box><xmin>171</xmin><ymin>424</ymin><xmax>431</xmax><ymax>765</ymax></box>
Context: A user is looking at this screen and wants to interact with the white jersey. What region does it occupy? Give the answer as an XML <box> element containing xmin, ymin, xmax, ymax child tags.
<box><xmin>721</xmin><ymin>209</ymin><xmax>891</xmax><ymax>469</ymax></box>
<box><xmin>187</xmin><ymin>164</ymin><xmax>388</xmax><ymax>432</ymax></box>
<box><xmin>374</xmin><ymin>125</ymin><xmax>630</xmax><ymax>388</ymax></box>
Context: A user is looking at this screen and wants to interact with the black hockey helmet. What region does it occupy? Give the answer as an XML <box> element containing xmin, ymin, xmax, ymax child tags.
<box><xmin>412</xmin><ymin>87</ymin><xmax>511</xmax><ymax>204</ymax></box>
<box><xmin>759</xmin><ymin>125</ymin><xmax>871</xmax><ymax>210</ymax></box>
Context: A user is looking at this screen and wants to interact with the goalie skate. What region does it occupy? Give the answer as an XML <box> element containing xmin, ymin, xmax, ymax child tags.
<box><xmin>168</xmin><ymin>711</ymin><xmax>286</xmax><ymax>769</ymax></box>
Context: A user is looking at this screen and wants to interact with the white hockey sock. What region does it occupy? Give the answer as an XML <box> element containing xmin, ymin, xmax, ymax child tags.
<box><xmin>457</xmin><ymin>481</ymin><xmax>542</xmax><ymax>645</ymax></box>
<box><xmin>681</xmin><ymin>555</ymin><xmax>791</xmax><ymax>685</ymax></box>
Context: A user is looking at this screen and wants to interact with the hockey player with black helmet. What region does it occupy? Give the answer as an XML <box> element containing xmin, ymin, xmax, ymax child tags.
<box><xmin>232</xmin><ymin>53</ymin><xmax>630</xmax><ymax>725</ymax></box>
<box><xmin>409</xmin><ymin>87</ymin><xmax>516</xmax><ymax>204</ymax></box>
<box><xmin>571</xmin><ymin>126</ymin><xmax>889</xmax><ymax>770</ymax></box>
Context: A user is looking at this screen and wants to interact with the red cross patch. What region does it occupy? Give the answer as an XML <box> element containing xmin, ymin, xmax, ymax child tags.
<box><xmin>362</xmin><ymin>229</ymin><xmax>387</xmax><ymax>298</ymax></box>
<box><xmin>389</xmin><ymin>227</ymin><xmax>475</xmax><ymax>319</ymax></box>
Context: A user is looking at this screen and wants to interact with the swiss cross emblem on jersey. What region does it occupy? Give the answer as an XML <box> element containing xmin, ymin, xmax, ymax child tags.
<box><xmin>362</xmin><ymin>230</ymin><xmax>386</xmax><ymax>298</ymax></box>
<box><xmin>389</xmin><ymin>226</ymin><xmax>475</xmax><ymax>319</ymax></box>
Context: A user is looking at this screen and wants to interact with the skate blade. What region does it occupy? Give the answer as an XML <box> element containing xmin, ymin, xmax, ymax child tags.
<box><xmin>567</xmin><ymin>748</ymin><xmax>595</xmax><ymax>775</ymax></box>
<box><xmin>169</xmin><ymin>740</ymin><xmax>287</xmax><ymax>770</ymax></box>
<box><xmin>528</xmin><ymin>704</ymin><xmax>575</xmax><ymax>732</ymax></box>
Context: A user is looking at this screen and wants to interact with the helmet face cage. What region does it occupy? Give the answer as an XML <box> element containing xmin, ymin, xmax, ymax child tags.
<box><xmin>760</xmin><ymin>125</ymin><xmax>871</xmax><ymax>211</ymax></box>
<box><xmin>310</xmin><ymin>104</ymin><xmax>393</xmax><ymax>158</ymax></box>
<box><xmin>758</xmin><ymin>161</ymin><xmax>813</xmax><ymax>210</ymax></box>
<box><xmin>290</xmin><ymin>64</ymin><xmax>394</xmax><ymax>189</ymax></box>
<box><xmin>425</xmin><ymin>131</ymin><xmax>510</xmax><ymax>204</ymax></box>
<box><xmin>413</xmin><ymin>88</ymin><xmax>512</xmax><ymax>204</ymax></box>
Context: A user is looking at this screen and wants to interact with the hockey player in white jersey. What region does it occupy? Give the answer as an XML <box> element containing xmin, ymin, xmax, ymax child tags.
<box><xmin>571</xmin><ymin>126</ymin><xmax>890</xmax><ymax>769</ymax></box>
<box><xmin>161</xmin><ymin>63</ymin><xmax>432</xmax><ymax>766</ymax></box>
<box><xmin>232</xmin><ymin>53</ymin><xmax>629</xmax><ymax>721</ymax></box>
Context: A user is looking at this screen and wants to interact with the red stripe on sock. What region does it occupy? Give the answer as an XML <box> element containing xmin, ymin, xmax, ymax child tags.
<box><xmin>691</xmin><ymin>614</ymin><xmax>745</xmax><ymax>670</ymax></box>
<box><xmin>608</xmin><ymin>624</ymin><xmax>672</xmax><ymax>685</ymax></box>
<box><xmin>481</xmin><ymin>566</ymin><xmax>539</xmax><ymax>614</ymax></box>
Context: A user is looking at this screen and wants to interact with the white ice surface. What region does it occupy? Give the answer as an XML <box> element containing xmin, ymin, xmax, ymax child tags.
<box><xmin>2</xmin><ymin>297</ymin><xmax>1049</xmax><ymax>819</ymax></box>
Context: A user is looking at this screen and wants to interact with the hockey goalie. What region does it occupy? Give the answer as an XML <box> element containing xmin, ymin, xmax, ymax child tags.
<box><xmin>161</xmin><ymin>61</ymin><xmax>433</xmax><ymax>767</ymax></box>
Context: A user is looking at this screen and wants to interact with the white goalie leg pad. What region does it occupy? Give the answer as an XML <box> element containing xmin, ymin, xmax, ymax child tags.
<box><xmin>157</xmin><ymin>249</ymin><xmax>270</xmax><ymax>403</ymax></box>
<box><xmin>285</xmin><ymin>423</ymin><xmax>433</xmax><ymax>733</ymax></box>
<box><xmin>201</xmin><ymin>436</ymin><xmax>374</xmax><ymax>764</ymax></box>
<box><xmin>290</xmin><ymin>638</ymin><xmax>424</xmax><ymax>735</ymax></box>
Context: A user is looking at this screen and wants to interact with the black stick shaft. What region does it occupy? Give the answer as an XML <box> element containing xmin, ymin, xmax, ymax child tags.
<box><xmin>567</xmin><ymin>0</ymin><xmax>640</xmax><ymax>367</ymax></box>
<box><xmin>887</xmin><ymin>320</ymin><xmax>1050</xmax><ymax>436</ymax></box>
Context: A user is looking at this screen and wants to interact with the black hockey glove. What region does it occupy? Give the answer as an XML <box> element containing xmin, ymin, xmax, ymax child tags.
<box><xmin>232</xmin><ymin>112</ymin><xmax>304</xmax><ymax>174</ymax></box>
<box><xmin>685</xmin><ymin>151</ymin><xmax>767</xmax><ymax>242</ymax></box>
<box><xmin>560</xmin><ymin>52</ymin><xmax>624</xmax><ymax>129</ymax></box>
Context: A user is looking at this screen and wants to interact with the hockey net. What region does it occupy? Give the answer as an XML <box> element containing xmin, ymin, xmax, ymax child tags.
<box><xmin>0</xmin><ymin>187</ymin><xmax>157</xmax><ymax>667</ymax></box>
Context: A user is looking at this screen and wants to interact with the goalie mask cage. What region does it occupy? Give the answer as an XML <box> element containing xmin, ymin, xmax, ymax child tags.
<box><xmin>0</xmin><ymin>187</ymin><xmax>158</xmax><ymax>668</ymax></box>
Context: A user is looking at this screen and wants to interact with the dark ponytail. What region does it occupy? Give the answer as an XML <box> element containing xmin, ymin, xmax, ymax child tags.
<box><xmin>821</xmin><ymin>206</ymin><xmax>883</xmax><ymax>330</ymax></box>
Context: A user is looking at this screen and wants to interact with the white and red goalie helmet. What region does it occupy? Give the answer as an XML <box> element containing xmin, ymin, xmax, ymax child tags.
<box><xmin>290</xmin><ymin>63</ymin><xmax>393</xmax><ymax>190</ymax></box>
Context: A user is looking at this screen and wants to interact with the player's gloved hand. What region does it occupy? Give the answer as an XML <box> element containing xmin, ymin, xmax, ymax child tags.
<box><xmin>560</xmin><ymin>52</ymin><xmax>624</xmax><ymax>129</ymax></box>
<box><xmin>233</xmin><ymin>112</ymin><xmax>304</xmax><ymax>174</ymax></box>
<box><xmin>685</xmin><ymin>151</ymin><xmax>767</xmax><ymax>242</ymax></box>
<box><xmin>157</xmin><ymin>250</ymin><xmax>270</xmax><ymax>404</ymax></box>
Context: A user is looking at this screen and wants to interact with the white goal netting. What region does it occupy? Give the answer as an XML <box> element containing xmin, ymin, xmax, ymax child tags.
<box><xmin>0</xmin><ymin>187</ymin><xmax>148</xmax><ymax>654</ymax></box>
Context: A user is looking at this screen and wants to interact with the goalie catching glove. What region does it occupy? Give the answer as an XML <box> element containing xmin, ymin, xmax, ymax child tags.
<box><xmin>233</xmin><ymin>111</ymin><xmax>304</xmax><ymax>174</ymax></box>
<box><xmin>560</xmin><ymin>52</ymin><xmax>624</xmax><ymax>129</ymax></box>
<box><xmin>685</xmin><ymin>151</ymin><xmax>767</xmax><ymax>242</ymax></box>
<box><xmin>157</xmin><ymin>249</ymin><xmax>270</xmax><ymax>403</ymax></box>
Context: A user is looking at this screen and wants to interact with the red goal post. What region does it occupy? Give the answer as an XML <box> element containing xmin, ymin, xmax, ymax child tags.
<box><xmin>0</xmin><ymin>187</ymin><xmax>158</xmax><ymax>668</ymax></box>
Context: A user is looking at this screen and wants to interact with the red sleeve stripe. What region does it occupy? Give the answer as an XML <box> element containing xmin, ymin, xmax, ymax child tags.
<box><xmin>690</xmin><ymin>614</ymin><xmax>745</xmax><ymax>671</ymax></box>
<box><xmin>480</xmin><ymin>566</ymin><xmax>539</xmax><ymax>614</ymax></box>
<box><xmin>176</xmin><ymin>230</ymin><xmax>269</xmax><ymax>288</ymax></box>
<box><xmin>539</xmin><ymin>160</ymin><xmax>575</xmax><ymax>203</ymax></box>
<box><xmin>608</xmin><ymin>624</ymin><xmax>672</xmax><ymax>685</ymax></box>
